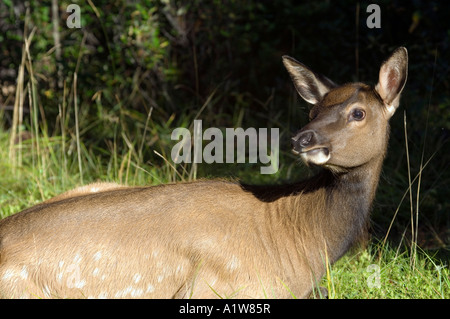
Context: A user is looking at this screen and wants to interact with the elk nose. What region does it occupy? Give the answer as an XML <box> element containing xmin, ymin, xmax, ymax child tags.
<box><xmin>292</xmin><ymin>130</ymin><xmax>314</xmax><ymax>153</ymax></box>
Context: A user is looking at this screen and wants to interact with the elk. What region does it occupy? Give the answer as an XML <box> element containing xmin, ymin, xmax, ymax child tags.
<box><xmin>0</xmin><ymin>47</ymin><xmax>408</xmax><ymax>299</ymax></box>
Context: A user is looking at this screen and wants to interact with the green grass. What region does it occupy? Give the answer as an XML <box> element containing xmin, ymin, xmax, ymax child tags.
<box><xmin>320</xmin><ymin>242</ymin><xmax>449</xmax><ymax>299</ymax></box>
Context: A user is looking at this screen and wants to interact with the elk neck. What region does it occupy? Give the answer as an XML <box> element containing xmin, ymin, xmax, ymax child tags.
<box><xmin>295</xmin><ymin>147</ymin><xmax>387</xmax><ymax>262</ymax></box>
<box><xmin>241</xmin><ymin>134</ymin><xmax>388</xmax><ymax>266</ymax></box>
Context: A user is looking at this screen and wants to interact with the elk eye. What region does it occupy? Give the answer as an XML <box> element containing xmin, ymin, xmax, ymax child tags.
<box><xmin>350</xmin><ymin>109</ymin><xmax>366</xmax><ymax>121</ymax></box>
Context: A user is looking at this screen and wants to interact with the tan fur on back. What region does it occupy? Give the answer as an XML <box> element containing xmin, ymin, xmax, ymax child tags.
<box><xmin>44</xmin><ymin>182</ymin><xmax>125</xmax><ymax>203</ymax></box>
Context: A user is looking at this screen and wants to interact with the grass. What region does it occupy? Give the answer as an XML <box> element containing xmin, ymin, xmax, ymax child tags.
<box><xmin>320</xmin><ymin>242</ymin><xmax>449</xmax><ymax>299</ymax></box>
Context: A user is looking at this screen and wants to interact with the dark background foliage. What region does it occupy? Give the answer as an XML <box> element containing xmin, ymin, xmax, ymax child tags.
<box><xmin>0</xmin><ymin>0</ymin><xmax>448</xmax><ymax>251</ymax></box>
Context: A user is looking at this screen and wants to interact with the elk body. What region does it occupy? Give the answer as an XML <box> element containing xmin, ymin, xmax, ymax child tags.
<box><xmin>0</xmin><ymin>48</ymin><xmax>408</xmax><ymax>299</ymax></box>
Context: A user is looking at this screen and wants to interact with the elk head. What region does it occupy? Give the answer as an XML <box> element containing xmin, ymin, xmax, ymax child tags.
<box><xmin>283</xmin><ymin>48</ymin><xmax>408</xmax><ymax>172</ymax></box>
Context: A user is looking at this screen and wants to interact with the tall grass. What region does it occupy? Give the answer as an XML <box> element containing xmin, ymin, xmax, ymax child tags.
<box><xmin>2</xmin><ymin>49</ymin><xmax>174</xmax><ymax>217</ymax></box>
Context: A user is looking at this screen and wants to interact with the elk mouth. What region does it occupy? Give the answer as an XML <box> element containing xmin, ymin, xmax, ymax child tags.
<box><xmin>297</xmin><ymin>147</ymin><xmax>330</xmax><ymax>165</ymax></box>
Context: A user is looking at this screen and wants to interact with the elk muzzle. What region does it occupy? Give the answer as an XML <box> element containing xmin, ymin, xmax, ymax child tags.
<box><xmin>292</xmin><ymin>130</ymin><xmax>330</xmax><ymax>165</ymax></box>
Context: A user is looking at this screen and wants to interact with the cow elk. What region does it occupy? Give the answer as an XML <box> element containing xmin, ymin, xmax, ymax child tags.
<box><xmin>0</xmin><ymin>47</ymin><xmax>408</xmax><ymax>299</ymax></box>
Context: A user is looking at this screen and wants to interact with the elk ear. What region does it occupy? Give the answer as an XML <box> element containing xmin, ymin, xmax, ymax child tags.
<box><xmin>282</xmin><ymin>55</ymin><xmax>337</xmax><ymax>105</ymax></box>
<box><xmin>375</xmin><ymin>47</ymin><xmax>408</xmax><ymax>118</ymax></box>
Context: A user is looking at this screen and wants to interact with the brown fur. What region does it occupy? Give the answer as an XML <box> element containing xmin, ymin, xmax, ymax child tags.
<box><xmin>0</xmin><ymin>48</ymin><xmax>408</xmax><ymax>299</ymax></box>
<box><xmin>43</xmin><ymin>182</ymin><xmax>125</xmax><ymax>204</ymax></box>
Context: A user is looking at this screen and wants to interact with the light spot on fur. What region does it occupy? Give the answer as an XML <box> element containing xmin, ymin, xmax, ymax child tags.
<box><xmin>74</xmin><ymin>279</ymin><xmax>86</xmax><ymax>289</ymax></box>
<box><xmin>93</xmin><ymin>251</ymin><xmax>102</xmax><ymax>261</ymax></box>
<box><xmin>42</xmin><ymin>285</ymin><xmax>51</xmax><ymax>298</ymax></box>
<box><xmin>131</xmin><ymin>288</ymin><xmax>144</xmax><ymax>297</ymax></box>
<box><xmin>176</xmin><ymin>265</ymin><xmax>184</xmax><ymax>274</ymax></box>
<box><xmin>209</xmin><ymin>277</ymin><xmax>218</xmax><ymax>286</ymax></box>
<box><xmin>93</xmin><ymin>268</ymin><xmax>100</xmax><ymax>277</ymax></box>
<box><xmin>197</xmin><ymin>238</ymin><xmax>216</xmax><ymax>249</ymax></box>
<box><xmin>2</xmin><ymin>269</ymin><xmax>14</xmax><ymax>280</ymax></box>
<box><xmin>19</xmin><ymin>266</ymin><xmax>28</xmax><ymax>280</ymax></box>
<box><xmin>133</xmin><ymin>273</ymin><xmax>142</xmax><ymax>283</ymax></box>
<box><xmin>73</xmin><ymin>254</ymin><xmax>82</xmax><ymax>264</ymax></box>
<box><xmin>57</xmin><ymin>261</ymin><xmax>65</xmax><ymax>283</ymax></box>
<box><xmin>114</xmin><ymin>286</ymin><xmax>143</xmax><ymax>298</ymax></box>
<box><xmin>157</xmin><ymin>266</ymin><xmax>168</xmax><ymax>282</ymax></box>
<box><xmin>146</xmin><ymin>284</ymin><xmax>155</xmax><ymax>293</ymax></box>
<box><xmin>227</xmin><ymin>255</ymin><xmax>240</xmax><ymax>271</ymax></box>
